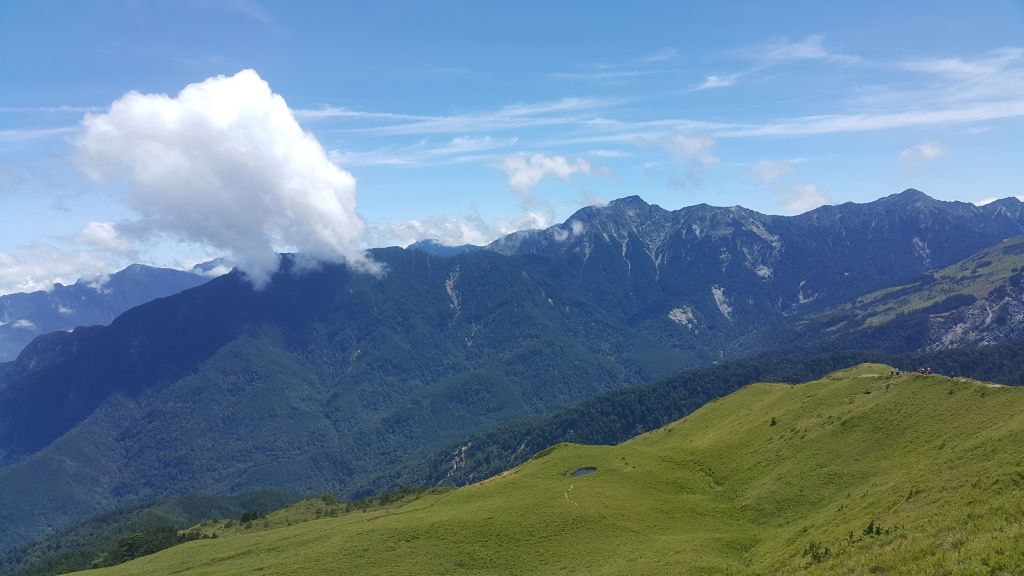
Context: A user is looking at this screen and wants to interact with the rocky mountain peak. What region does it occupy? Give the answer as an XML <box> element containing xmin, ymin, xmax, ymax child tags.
<box><xmin>897</xmin><ymin>188</ymin><xmax>930</xmax><ymax>199</ymax></box>
<box><xmin>876</xmin><ymin>188</ymin><xmax>941</xmax><ymax>208</ymax></box>
<box><xmin>607</xmin><ymin>195</ymin><xmax>651</xmax><ymax>209</ymax></box>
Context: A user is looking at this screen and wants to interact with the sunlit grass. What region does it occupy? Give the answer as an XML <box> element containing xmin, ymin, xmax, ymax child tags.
<box><xmin>79</xmin><ymin>364</ymin><xmax>1024</xmax><ymax>575</ymax></box>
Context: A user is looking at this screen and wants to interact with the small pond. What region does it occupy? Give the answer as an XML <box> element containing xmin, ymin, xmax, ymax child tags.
<box><xmin>571</xmin><ymin>467</ymin><xmax>597</xmax><ymax>477</ymax></box>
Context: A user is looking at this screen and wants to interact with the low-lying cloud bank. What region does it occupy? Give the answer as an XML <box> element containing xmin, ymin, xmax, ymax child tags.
<box><xmin>75</xmin><ymin>69</ymin><xmax>371</xmax><ymax>287</ymax></box>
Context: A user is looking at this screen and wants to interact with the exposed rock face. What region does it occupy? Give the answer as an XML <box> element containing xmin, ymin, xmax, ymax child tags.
<box><xmin>488</xmin><ymin>190</ymin><xmax>1024</xmax><ymax>338</ymax></box>
<box><xmin>711</xmin><ymin>285</ymin><xmax>733</xmax><ymax>320</ymax></box>
<box><xmin>668</xmin><ymin>306</ymin><xmax>698</xmax><ymax>330</ymax></box>
<box><xmin>929</xmin><ymin>282</ymin><xmax>1024</xmax><ymax>349</ymax></box>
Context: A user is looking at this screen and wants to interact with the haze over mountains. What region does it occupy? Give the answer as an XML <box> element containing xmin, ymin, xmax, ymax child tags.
<box><xmin>4</xmin><ymin>189</ymin><xmax>1024</xmax><ymax>560</ymax></box>
<box><xmin>0</xmin><ymin>265</ymin><xmax>213</xmax><ymax>363</ymax></box>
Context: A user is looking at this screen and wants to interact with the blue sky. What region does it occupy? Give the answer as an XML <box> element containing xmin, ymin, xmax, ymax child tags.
<box><xmin>1</xmin><ymin>0</ymin><xmax>1023</xmax><ymax>293</ymax></box>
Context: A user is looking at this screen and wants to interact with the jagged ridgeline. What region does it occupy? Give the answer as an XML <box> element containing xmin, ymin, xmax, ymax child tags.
<box><xmin>75</xmin><ymin>366</ymin><xmax>1024</xmax><ymax>575</ymax></box>
<box><xmin>3</xmin><ymin>190</ymin><xmax>1024</xmax><ymax>556</ymax></box>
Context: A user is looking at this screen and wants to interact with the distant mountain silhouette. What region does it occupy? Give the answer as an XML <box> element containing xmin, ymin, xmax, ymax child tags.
<box><xmin>0</xmin><ymin>264</ymin><xmax>214</xmax><ymax>362</ymax></box>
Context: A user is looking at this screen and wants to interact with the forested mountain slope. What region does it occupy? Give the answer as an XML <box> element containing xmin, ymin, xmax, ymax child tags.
<box><xmin>81</xmin><ymin>365</ymin><xmax>1024</xmax><ymax>576</ymax></box>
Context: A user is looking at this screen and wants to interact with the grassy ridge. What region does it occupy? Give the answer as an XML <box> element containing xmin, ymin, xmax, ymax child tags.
<box><xmin>79</xmin><ymin>365</ymin><xmax>1024</xmax><ymax>575</ymax></box>
<box><xmin>359</xmin><ymin>342</ymin><xmax>1024</xmax><ymax>497</ymax></box>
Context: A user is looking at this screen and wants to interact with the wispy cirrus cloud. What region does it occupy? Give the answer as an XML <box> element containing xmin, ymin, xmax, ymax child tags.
<box><xmin>0</xmin><ymin>126</ymin><xmax>74</xmax><ymax>142</ymax></box>
<box><xmin>329</xmin><ymin>135</ymin><xmax>515</xmax><ymax>167</ymax></box>
<box><xmin>901</xmin><ymin>47</ymin><xmax>1023</xmax><ymax>83</ymax></box>
<box><xmin>294</xmin><ymin>44</ymin><xmax>1024</xmax><ymax>162</ymax></box>
<box><xmin>717</xmin><ymin>101</ymin><xmax>1024</xmax><ymax>137</ymax></box>
<box><xmin>634</xmin><ymin>48</ymin><xmax>678</xmax><ymax>64</ymax></box>
<box><xmin>739</xmin><ymin>35</ymin><xmax>860</xmax><ymax>66</ymax></box>
<box><xmin>548</xmin><ymin>48</ymin><xmax>679</xmax><ymax>84</ymax></box>
<box><xmin>588</xmin><ymin>149</ymin><xmax>632</xmax><ymax>158</ymax></box>
<box><xmin>694</xmin><ymin>35</ymin><xmax>860</xmax><ymax>91</ymax></box>
<box><xmin>693</xmin><ymin>74</ymin><xmax>740</xmax><ymax>91</ymax></box>
<box><xmin>546</xmin><ymin>69</ymin><xmax>669</xmax><ymax>83</ymax></box>
<box><xmin>852</xmin><ymin>47</ymin><xmax>1024</xmax><ymax>116</ymax></box>
<box><xmin>0</xmin><ymin>105</ymin><xmax>104</xmax><ymax>114</ymax></box>
<box><xmin>221</xmin><ymin>0</ymin><xmax>274</xmax><ymax>29</ymax></box>
<box><xmin>228</xmin><ymin>46</ymin><xmax>1024</xmax><ymax>177</ymax></box>
<box><xmin>293</xmin><ymin>106</ymin><xmax>431</xmax><ymax>122</ymax></box>
<box><xmin>898</xmin><ymin>47</ymin><xmax>1024</xmax><ymax>104</ymax></box>
<box><xmin>344</xmin><ymin>97</ymin><xmax>617</xmax><ymax>136</ymax></box>
<box><xmin>337</xmin><ymin>89</ymin><xmax>1024</xmax><ymax>167</ymax></box>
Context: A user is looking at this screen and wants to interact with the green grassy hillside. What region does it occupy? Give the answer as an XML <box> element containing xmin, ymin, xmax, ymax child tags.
<box><xmin>360</xmin><ymin>341</ymin><xmax>1024</xmax><ymax>497</ymax></box>
<box><xmin>77</xmin><ymin>365</ymin><xmax>1024</xmax><ymax>575</ymax></box>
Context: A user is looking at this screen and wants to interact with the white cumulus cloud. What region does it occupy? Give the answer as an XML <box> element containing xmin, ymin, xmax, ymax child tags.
<box><xmin>75</xmin><ymin>69</ymin><xmax>371</xmax><ymax>287</ymax></box>
<box><xmin>497</xmin><ymin>153</ymin><xmax>595</xmax><ymax>230</ymax></box>
<box><xmin>500</xmin><ymin>153</ymin><xmax>592</xmax><ymax>193</ymax></box>
<box><xmin>0</xmin><ymin>243</ymin><xmax>117</xmax><ymax>295</ymax></box>
<box><xmin>73</xmin><ymin>221</ymin><xmax>135</xmax><ymax>255</ymax></box>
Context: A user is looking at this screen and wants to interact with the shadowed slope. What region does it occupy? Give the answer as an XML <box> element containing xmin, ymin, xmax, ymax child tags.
<box><xmin>81</xmin><ymin>365</ymin><xmax>1024</xmax><ymax>575</ymax></box>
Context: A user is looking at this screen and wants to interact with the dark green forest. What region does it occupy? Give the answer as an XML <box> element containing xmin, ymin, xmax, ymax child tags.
<box><xmin>11</xmin><ymin>340</ymin><xmax>1024</xmax><ymax>576</ymax></box>
<box><xmin>360</xmin><ymin>340</ymin><xmax>1024</xmax><ymax>493</ymax></box>
<box><xmin>0</xmin><ymin>492</ymin><xmax>292</xmax><ymax>576</ymax></box>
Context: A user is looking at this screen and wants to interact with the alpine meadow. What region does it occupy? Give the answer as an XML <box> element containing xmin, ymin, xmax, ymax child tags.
<box><xmin>2</xmin><ymin>2</ymin><xmax>1024</xmax><ymax>575</ymax></box>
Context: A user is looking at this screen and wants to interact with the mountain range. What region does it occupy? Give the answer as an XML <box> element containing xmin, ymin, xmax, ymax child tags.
<box><xmin>3</xmin><ymin>189</ymin><xmax>1024</xmax><ymax>558</ymax></box>
<box><xmin>0</xmin><ymin>264</ymin><xmax>214</xmax><ymax>362</ymax></box>
<box><xmin>488</xmin><ymin>190</ymin><xmax>1024</xmax><ymax>347</ymax></box>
